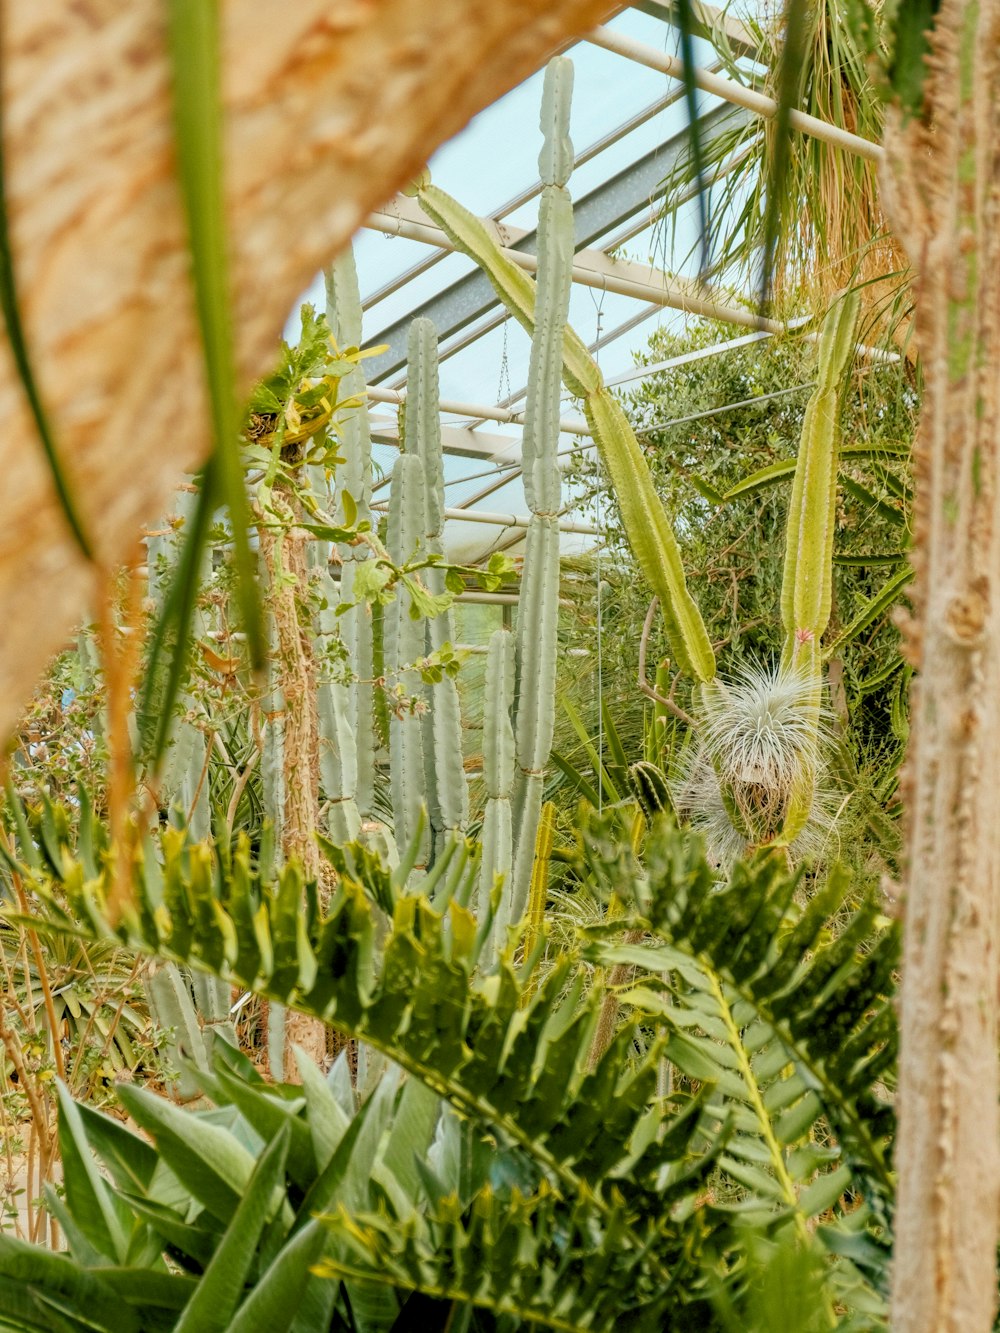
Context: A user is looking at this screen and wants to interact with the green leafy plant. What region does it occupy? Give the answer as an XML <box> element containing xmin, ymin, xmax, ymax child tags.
<box><xmin>0</xmin><ymin>1041</ymin><xmax>506</xmax><ymax>1332</ymax></box>
<box><xmin>0</xmin><ymin>790</ymin><xmax>897</xmax><ymax>1329</ymax></box>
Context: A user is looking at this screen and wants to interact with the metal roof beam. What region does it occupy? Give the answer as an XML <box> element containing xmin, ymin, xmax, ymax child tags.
<box><xmin>587</xmin><ymin>26</ymin><xmax>883</xmax><ymax>161</ymax></box>
<box><xmin>364</xmin><ymin>196</ymin><xmax>784</xmax><ymax>341</ymax></box>
<box><xmin>360</xmin><ymin>81</ymin><xmax>700</xmax><ymax>314</ymax></box>
<box><xmin>368</xmin><ymin>412</ymin><xmax>523</xmax><ymax>463</ymax></box>
<box><xmin>634</xmin><ymin>0</ymin><xmax>760</xmax><ymax>61</ymax></box>
<box><xmin>361</xmin><ymin>100</ymin><xmax>751</xmax><ymax>382</ymax></box>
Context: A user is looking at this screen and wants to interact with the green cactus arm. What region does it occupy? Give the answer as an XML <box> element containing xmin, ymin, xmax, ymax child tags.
<box><xmin>406</xmin><ymin>319</ymin><xmax>446</xmax><ymax>543</ymax></box>
<box><xmin>317</xmin><ymin>678</ymin><xmax>362</xmax><ymax>844</ymax></box>
<box><xmin>780</xmin><ymin>292</ymin><xmax>860</xmax><ymax>671</ymax></box>
<box><xmin>404</xmin><ymin>319</ymin><xmax>469</xmax><ymax>838</ymax></box>
<box><xmin>415</xmin><ymin>182</ymin><xmax>600</xmax><ymax>401</ymax></box>
<box><xmin>482</xmin><ymin>629</ymin><xmax>516</xmax><ymax>801</ymax></box>
<box><xmin>413</xmin><ymin>176</ymin><xmax>715</xmax><ymax>686</ymax></box>
<box><xmin>324</xmin><ymin>249</ymin><xmax>362</xmax><ymax>349</ymax></box>
<box><xmin>478</xmin><ymin>628</ymin><xmax>516</xmax><ymax>942</ymax></box>
<box><xmin>422</xmin><ymin>571</ymin><xmax>470</xmax><ymax>837</ymax></box>
<box><xmin>583</xmin><ymin>392</ymin><xmax>716</xmax><ymax>684</ymax></box>
<box><xmin>385</xmin><ymin>454</ymin><xmax>431</xmax><ymax>864</ymax></box>
<box><xmin>524</xmin><ymin>191</ymin><xmax>575</xmax><ymax>516</ymax></box>
<box><xmin>514</xmin><ymin>519</ymin><xmax>562</xmax><ymax>771</ymax></box>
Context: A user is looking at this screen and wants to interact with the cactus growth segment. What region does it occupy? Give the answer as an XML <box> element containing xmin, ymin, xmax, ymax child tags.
<box><xmin>506</xmin><ymin>59</ymin><xmax>576</xmax><ymax>933</ymax></box>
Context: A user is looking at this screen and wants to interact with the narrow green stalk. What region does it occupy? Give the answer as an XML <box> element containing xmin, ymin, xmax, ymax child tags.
<box><xmin>166</xmin><ymin>0</ymin><xmax>264</xmax><ymax>672</ymax></box>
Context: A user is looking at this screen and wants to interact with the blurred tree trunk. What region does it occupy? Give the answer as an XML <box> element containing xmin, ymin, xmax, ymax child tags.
<box><xmin>257</xmin><ymin>496</ymin><xmax>327</xmax><ymax>1076</ymax></box>
<box><xmin>0</xmin><ymin>0</ymin><xmax>618</xmax><ymax>739</ymax></box>
<box><xmin>880</xmin><ymin>3</ymin><xmax>1000</xmax><ymax>1326</ymax></box>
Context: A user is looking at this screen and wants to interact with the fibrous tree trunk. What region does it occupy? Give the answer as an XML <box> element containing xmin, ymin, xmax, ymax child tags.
<box><xmin>257</xmin><ymin>496</ymin><xmax>326</xmax><ymax>1077</ymax></box>
<box><xmin>880</xmin><ymin>5</ymin><xmax>1000</xmax><ymax>1326</ymax></box>
<box><xmin>0</xmin><ymin>0</ymin><xmax>618</xmax><ymax>741</ymax></box>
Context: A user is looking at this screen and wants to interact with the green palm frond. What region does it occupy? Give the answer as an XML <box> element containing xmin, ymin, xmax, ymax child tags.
<box><xmin>578</xmin><ymin>818</ymin><xmax>897</xmax><ymax>1247</ymax></box>
<box><xmin>658</xmin><ymin>0</ymin><xmax>907</xmax><ymax>323</ymax></box>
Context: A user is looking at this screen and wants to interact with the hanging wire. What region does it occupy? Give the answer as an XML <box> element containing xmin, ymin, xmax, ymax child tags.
<box><xmin>497</xmin><ymin>314</ymin><xmax>513</xmax><ymax>406</ymax></box>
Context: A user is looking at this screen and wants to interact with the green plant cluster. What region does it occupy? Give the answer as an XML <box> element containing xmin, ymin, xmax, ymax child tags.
<box><xmin>0</xmin><ymin>793</ymin><xmax>897</xmax><ymax>1330</ymax></box>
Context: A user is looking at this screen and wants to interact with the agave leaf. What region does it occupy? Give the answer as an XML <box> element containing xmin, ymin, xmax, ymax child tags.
<box><xmin>115</xmin><ymin>1083</ymin><xmax>263</xmax><ymax>1227</ymax></box>
<box><xmin>226</xmin><ymin>1220</ymin><xmax>328</xmax><ymax>1333</ymax></box>
<box><xmin>56</xmin><ymin>1083</ymin><xmax>134</xmax><ymax>1264</ymax></box>
<box><xmin>0</xmin><ymin>1239</ymin><xmax>134</xmax><ymax>1333</ymax></box>
<box><xmin>173</xmin><ymin>1125</ymin><xmax>290</xmax><ymax>1333</ymax></box>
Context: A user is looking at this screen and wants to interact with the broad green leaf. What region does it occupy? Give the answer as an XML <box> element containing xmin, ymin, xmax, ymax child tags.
<box><xmin>174</xmin><ymin>1126</ymin><xmax>290</xmax><ymax>1333</ymax></box>
<box><xmin>226</xmin><ymin>1221</ymin><xmax>327</xmax><ymax>1333</ymax></box>
<box><xmin>116</xmin><ymin>1084</ymin><xmax>260</xmax><ymax>1225</ymax></box>
<box><xmin>56</xmin><ymin>1083</ymin><xmax>133</xmax><ymax>1264</ymax></box>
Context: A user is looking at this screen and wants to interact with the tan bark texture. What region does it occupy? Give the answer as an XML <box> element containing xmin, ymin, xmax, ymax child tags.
<box><xmin>0</xmin><ymin>0</ymin><xmax>617</xmax><ymax>740</ymax></box>
<box><xmin>258</xmin><ymin>505</ymin><xmax>327</xmax><ymax>1077</ymax></box>
<box><xmin>881</xmin><ymin>3</ymin><xmax>1000</xmax><ymax>1326</ymax></box>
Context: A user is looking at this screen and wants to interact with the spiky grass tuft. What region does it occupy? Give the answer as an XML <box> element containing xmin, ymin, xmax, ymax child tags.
<box><xmin>678</xmin><ymin>660</ymin><xmax>838</xmax><ymax>868</ymax></box>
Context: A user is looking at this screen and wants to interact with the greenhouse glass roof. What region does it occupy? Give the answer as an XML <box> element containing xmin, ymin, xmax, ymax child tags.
<box><xmin>296</xmin><ymin>0</ymin><xmax>767</xmax><ymax>563</ymax></box>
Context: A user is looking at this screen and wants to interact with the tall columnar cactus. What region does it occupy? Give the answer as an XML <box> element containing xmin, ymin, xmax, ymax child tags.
<box><xmin>504</xmin><ymin>59</ymin><xmax>575</xmax><ymax>932</ymax></box>
<box><xmin>406</xmin><ymin>319</ymin><xmax>469</xmax><ymax>847</ymax></box>
<box><xmin>478</xmin><ymin>628</ymin><xmax>515</xmax><ymax>932</ymax></box>
<box><xmin>325</xmin><ymin>252</ymin><xmax>380</xmax><ymax>825</ymax></box>
<box><xmin>412</xmin><ymin>100</ymin><xmax>715</xmax><ymax>691</ymax></box>
<box><xmin>385</xmin><ymin>452</ymin><xmax>431</xmax><ymax>869</ymax></box>
<box><xmin>776</xmin><ymin>290</ymin><xmax>860</xmax><ymax>842</ymax></box>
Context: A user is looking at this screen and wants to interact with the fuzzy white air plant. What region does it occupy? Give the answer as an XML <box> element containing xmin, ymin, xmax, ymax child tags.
<box><xmin>677</xmin><ymin>660</ymin><xmax>838</xmax><ymax>869</ymax></box>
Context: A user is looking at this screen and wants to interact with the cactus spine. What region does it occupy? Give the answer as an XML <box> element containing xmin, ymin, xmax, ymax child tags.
<box><xmin>504</xmin><ymin>59</ymin><xmax>575</xmax><ymax>933</ymax></box>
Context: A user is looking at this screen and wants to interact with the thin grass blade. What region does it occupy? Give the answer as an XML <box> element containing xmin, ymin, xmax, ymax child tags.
<box><xmin>165</xmin><ymin>0</ymin><xmax>264</xmax><ymax>671</ymax></box>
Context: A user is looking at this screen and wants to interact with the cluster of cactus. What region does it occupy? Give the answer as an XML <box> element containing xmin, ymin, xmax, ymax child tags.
<box><xmin>146</xmin><ymin>56</ymin><xmax>861</xmax><ymax>1034</ymax></box>
<box><xmin>319</xmin><ymin>280</ymin><xmax>559</xmax><ymax>945</ymax></box>
<box><xmin>384</xmin><ymin>319</ymin><xmax>469</xmax><ymax>872</ymax></box>
<box><xmin>412</xmin><ymin>65</ymin><xmax>861</xmax><ymax>867</ymax></box>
